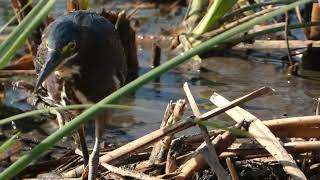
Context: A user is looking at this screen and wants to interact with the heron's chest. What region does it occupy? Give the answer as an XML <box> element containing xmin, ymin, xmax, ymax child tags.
<box><xmin>45</xmin><ymin>65</ymin><xmax>92</xmax><ymax>105</ymax></box>
<box><xmin>59</xmin><ymin>83</ymin><xmax>92</xmax><ymax>106</ymax></box>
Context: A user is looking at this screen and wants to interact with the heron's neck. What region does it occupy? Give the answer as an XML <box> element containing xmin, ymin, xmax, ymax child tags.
<box><xmin>55</xmin><ymin>65</ymin><xmax>81</xmax><ymax>79</ymax></box>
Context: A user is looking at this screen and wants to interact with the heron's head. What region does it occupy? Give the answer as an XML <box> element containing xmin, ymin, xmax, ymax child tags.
<box><xmin>35</xmin><ymin>20</ymin><xmax>81</xmax><ymax>90</ymax></box>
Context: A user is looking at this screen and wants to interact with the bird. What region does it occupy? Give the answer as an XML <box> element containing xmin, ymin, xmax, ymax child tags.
<box><xmin>33</xmin><ymin>10</ymin><xmax>128</xmax><ymax>179</ymax></box>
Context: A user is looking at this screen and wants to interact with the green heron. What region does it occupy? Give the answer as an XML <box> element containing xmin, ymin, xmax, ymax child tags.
<box><xmin>34</xmin><ymin>11</ymin><xmax>128</xmax><ymax>179</ymax></box>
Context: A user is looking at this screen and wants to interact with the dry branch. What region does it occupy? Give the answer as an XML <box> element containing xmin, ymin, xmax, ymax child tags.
<box><xmin>226</xmin><ymin>158</ymin><xmax>239</xmax><ymax>180</ymax></box>
<box><xmin>234</xmin><ymin>40</ymin><xmax>320</xmax><ymax>49</ymax></box>
<box><xmin>176</xmin><ymin>121</ymin><xmax>243</xmax><ymax>180</ymax></box>
<box><xmin>219</xmin><ymin>141</ymin><xmax>320</xmax><ymax>160</ymax></box>
<box><xmin>101</xmin><ymin>163</ymin><xmax>163</xmax><ymax>180</ymax></box>
<box><xmin>165</xmin><ymin>138</ymin><xmax>184</xmax><ymax>174</ymax></box>
<box><xmin>99</xmin><ymin>87</ymin><xmax>271</xmax><ymax>163</ymax></box>
<box><xmin>202</xmin><ymin>8</ymin><xmax>276</xmax><ymax>40</ymax></box>
<box><xmin>183</xmin><ymin>82</ymin><xmax>230</xmax><ymax>180</ymax></box>
<box><xmin>273</xmin><ymin>127</ymin><xmax>320</xmax><ymax>138</ymax></box>
<box><xmin>210</xmin><ymin>93</ymin><xmax>307</xmax><ymax>180</ymax></box>
<box><xmin>64</xmin><ymin>87</ymin><xmax>271</xmax><ymax>177</ymax></box>
<box><xmin>147</xmin><ymin>99</ymin><xmax>186</xmax><ymax>175</ymax></box>
<box><xmin>145</xmin><ymin>140</ymin><xmax>320</xmax><ymax>171</ymax></box>
<box><xmin>264</xmin><ymin>115</ymin><xmax>320</xmax><ymax>128</ymax></box>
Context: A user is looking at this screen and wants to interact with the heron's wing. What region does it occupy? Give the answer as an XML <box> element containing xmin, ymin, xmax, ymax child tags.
<box><xmin>34</xmin><ymin>42</ymin><xmax>47</xmax><ymax>74</ymax></box>
<box><xmin>34</xmin><ymin>22</ymin><xmax>54</xmax><ymax>74</ymax></box>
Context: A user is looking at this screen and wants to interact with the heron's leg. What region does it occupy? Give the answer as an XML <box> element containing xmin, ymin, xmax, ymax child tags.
<box><xmin>88</xmin><ymin>119</ymin><xmax>101</xmax><ymax>180</ymax></box>
<box><xmin>53</xmin><ymin>109</ymin><xmax>65</xmax><ymax>129</ymax></box>
<box><xmin>77</xmin><ymin>126</ymin><xmax>89</xmax><ymax>167</ymax></box>
<box><xmin>54</xmin><ymin>109</ymin><xmax>89</xmax><ymax>167</ymax></box>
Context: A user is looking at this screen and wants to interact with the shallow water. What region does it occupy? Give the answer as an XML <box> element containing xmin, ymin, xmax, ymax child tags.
<box><xmin>1</xmin><ymin>1</ymin><xmax>320</xmax><ymax>146</ymax></box>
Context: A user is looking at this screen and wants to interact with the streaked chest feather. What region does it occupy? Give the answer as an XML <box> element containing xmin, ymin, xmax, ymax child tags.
<box><xmin>55</xmin><ymin>65</ymin><xmax>81</xmax><ymax>79</ymax></box>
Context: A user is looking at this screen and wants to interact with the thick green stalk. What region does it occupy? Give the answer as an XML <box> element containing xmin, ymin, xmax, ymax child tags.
<box><xmin>0</xmin><ymin>0</ymin><xmax>34</xmax><ymax>34</ymax></box>
<box><xmin>188</xmin><ymin>0</ymin><xmax>208</xmax><ymax>18</ymax></box>
<box><xmin>0</xmin><ymin>0</ymin><xmax>56</xmax><ymax>68</ymax></box>
<box><xmin>192</xmin><ymin>0</ymin><xmax>238</xmax><ymax>35</ymax></box>
<box><xmin>184</xmin><ymin>0</ymin><xmax>208</xmax><ymax>32</ymax></box>
<box><xmin>0</xmin><ymin>0</ymin><xmax>313</xmax><ymax>179</ymax></box>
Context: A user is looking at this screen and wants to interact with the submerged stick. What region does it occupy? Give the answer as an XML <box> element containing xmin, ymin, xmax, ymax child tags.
<box><xmin>284</xmin><ymin>11</ymin><xmax>293</xmax><ymax>66</ymax></box>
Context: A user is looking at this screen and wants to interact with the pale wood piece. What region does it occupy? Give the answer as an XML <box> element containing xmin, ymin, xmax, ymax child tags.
<box><xmin>183</xmin><ymin>82</ymin><xmax>230</xmax><ymax>180</ymax></box>
<box><xmin>210</xmin><ymin>93</ymin><xmax>307</xmax><ymax>180</ymax></box>
<box><xmin>226</xmin><ymin>158</ymin><xmax>239</xmax><ymax>180</ymax></box>
<box><xmin>101</xmin><ymin>163</ymin><xmax>163</xmax><ymax>180</ymax></box>
<box><xmin>234</xmin><ymin>40</ymin><xmax>320</xmax><ymax>49</ymax></box>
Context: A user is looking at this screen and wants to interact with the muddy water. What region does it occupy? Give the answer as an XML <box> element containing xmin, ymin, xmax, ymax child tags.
<box><xmin>1</xmin><ymin>1</ymin><xmax>320</xmax><ymax>146</ymax></box>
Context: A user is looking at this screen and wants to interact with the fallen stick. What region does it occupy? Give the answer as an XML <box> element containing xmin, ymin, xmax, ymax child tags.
<box><xmin>101</xmin><ymin>163</ymin><xmax>163</xmax><ymax>180</ymax></box>
<box><xmin>272</xmin><ymin>127</ymin><xmax>320</xmax><ymax>138</ymax></box>
<box><xmin>177</xmin><ymin>115</ymin><xmax>320</xmax><ymax>147</ymax></box>
<box><xmin>210</xmin><ymin>93</ymin><xmax>307</xmax><ymax>180</ymax></box>
<box><xmin>63</xmin><ymin>87</ymin><xmax>271</xmax><ymax>177</ymax></box>
<box><xmin>66</xmin><ymin>87</ymin><xmax>271</xmax><ymax>177</ymax></box>
<box><xmin>226</xmin><ymin>158</ymin><xmax>239</xmax><ymax>180</ymax></box>
<box><xmin>234</xmin><ymin>40</ymin><xmax>320</xmax><ymax>49</ymax></box>
<box><xmin>178</xmin><ymin>126</ymin><xmax>320</xmax><ymax>152</ymax></box>
<box><xmin>219</xmin><ymin>141</ymin><xmax>320</xmax><ymax>159</ymax></box>
<box><xmin>264</xmin><ymin>115</ymin><xmax>320</xmax><ymax>128</ymax></box>
<box><xmin>146</xmin><ymin>99</ymin><xmax>186</xmax><ymax>175</ymax></box>
<box><xmin>165</xmin><ymin>138</ymin><xmax>180</xmax><ymax>174</ymax></box>
<box><xmin>248</xmin><ymin>22</ymin><xmax>286</xmax><ymax>34</ymax></box>
<box><xmin>202</xmin><ymin>8</ymin><xmax>275</xmax><ymax>40</ymax></box>
<box><xmin>175</xmin><ymin>121</ymin><xmax>243</xmax><ymax>180</ymax></box>
<box><xmin>100</xmin><ymin>87</ymin><xmax>271</xmax><ymax>163</ymax></box>
<box><xmin>150</xmin><ymin>140</ymin><xmax>320</xmax><ymax>170</ymax></box>
<box><xmin>148</xmin><ymin>100</ymin><xmax>185</xmax><ymax>165</ymax></box>
<box><xmin>183</xmin><ymin>83</ymin><xmax>230</xmax><ymax>180</ymax></box>
<box><xmin>0</xmin><ymin>70</ymin><xmax>36</xmax><ymax>76</ymax></box>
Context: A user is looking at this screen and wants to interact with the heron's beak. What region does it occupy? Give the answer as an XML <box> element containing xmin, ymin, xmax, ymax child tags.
<box><xmin>34</xmin><ymin>50</ymin><xmax>62</xmax><ymax>91</ymax></box>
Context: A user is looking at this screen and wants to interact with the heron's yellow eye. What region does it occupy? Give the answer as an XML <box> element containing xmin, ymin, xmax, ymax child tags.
<box><xmin>62</xmin><ymin>41</ymin><xmax>76</xmax><ymax>53</ymax></box>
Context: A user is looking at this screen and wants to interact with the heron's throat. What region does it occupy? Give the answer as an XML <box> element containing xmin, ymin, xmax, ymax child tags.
<box><xmin>55</xmin><ymin>65</ymin><xmax>81</xmax><ymax>79</ymax></box>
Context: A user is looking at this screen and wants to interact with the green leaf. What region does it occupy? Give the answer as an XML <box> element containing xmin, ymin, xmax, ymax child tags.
<box><xmin>0</xmin><ymin>0</ymin><xmax>34</xmax><ymax>34</ymax></box>
<box><xmin>193</xmin><ymin>0</ymin><xmax>238</xmax><ymax>35</ymax></box>
<box><xmin>0</xmin><ymin>133</ymin><xmax>20</xmax><ymax>157</ymax></box>
<box><xmin>81</xmin><ymin>0</ymin><xmax>89</xmax><ymax>10</ymax></box>
<box><xmin>0</xmin><ymin>0</ymin><xmax>56</xmax><ymax>68</ymax></box>
<box><xmin>196</xmin><ymin>121</ymin><xmax>251</xmax><ymax>137</ymax></box>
